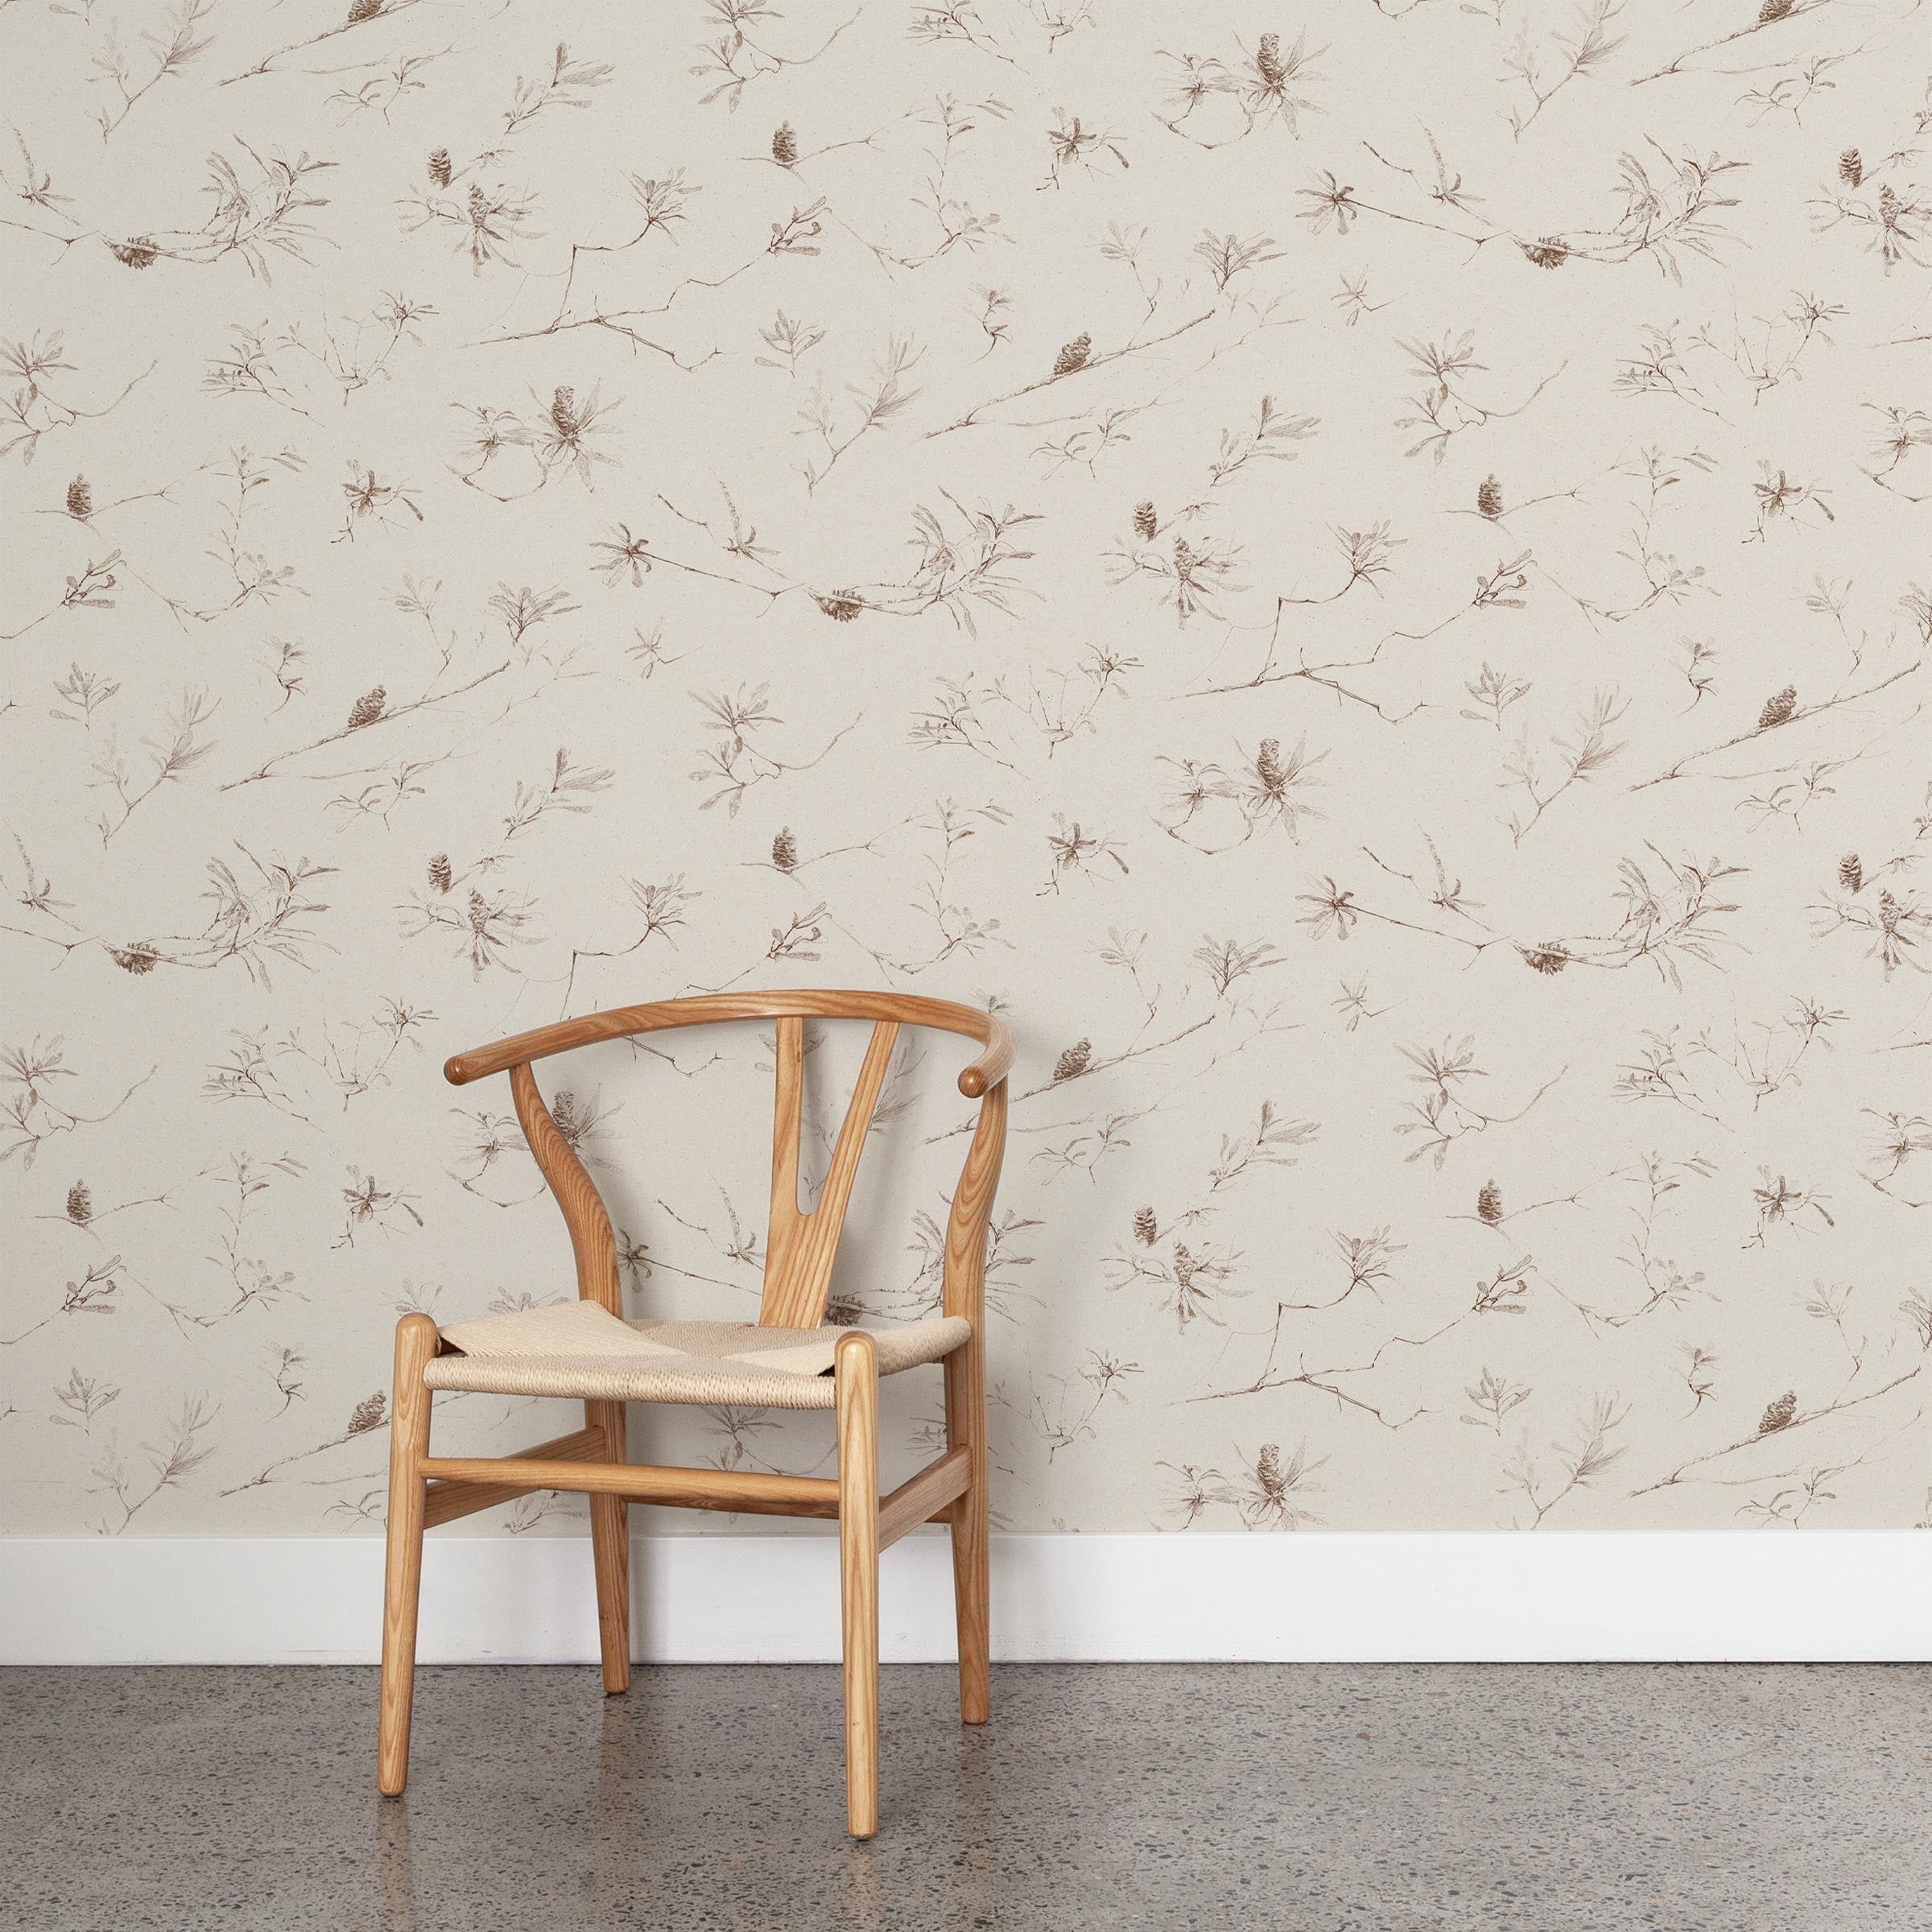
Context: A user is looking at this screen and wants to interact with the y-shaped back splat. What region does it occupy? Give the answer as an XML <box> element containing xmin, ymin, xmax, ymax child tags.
<box><xmin>762</xmin><ymin>1018</ymin><xmax>900</xmax><ymax>1328</ymax></box>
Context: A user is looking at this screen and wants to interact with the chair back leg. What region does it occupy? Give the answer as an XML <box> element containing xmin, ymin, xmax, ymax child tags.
<box><xmin>943</xmin><ymin>1336</ymin><xmax>991</xmax><ymax>1724</ymax></box>
<box><xmin>835</xmin><ymin>1330</ymin><xmax>880</xmax><ymax>1838</ymax></box>
<box><xmin>378</xmin><ymin>1313</ymin><xmax>439</xmax><ymax>1794</ymax></box>
<box><xmin>586</xmin><ymin>1397</ymin><xmax>632</xmax><ymax>1695</ymax></box>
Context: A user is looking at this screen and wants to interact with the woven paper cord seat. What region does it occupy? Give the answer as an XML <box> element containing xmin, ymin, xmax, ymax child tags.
<box><xmin>421</xmin><ymin>1298</ymin><xmax>972</xmax><ymax>1409</ymax></box>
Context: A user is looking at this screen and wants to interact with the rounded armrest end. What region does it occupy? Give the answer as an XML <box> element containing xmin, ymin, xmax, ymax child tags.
<box><xmin>956</xmin><ymin>1019</ymin><xmax>1013</xmax><ymax>1098</ymax></box>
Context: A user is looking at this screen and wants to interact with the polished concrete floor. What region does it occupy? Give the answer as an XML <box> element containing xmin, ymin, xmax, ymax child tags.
<box><xmin>3</xmin><ymin>1663</ymin><xmax>1928</xmax><ymax>1931</ymax></box>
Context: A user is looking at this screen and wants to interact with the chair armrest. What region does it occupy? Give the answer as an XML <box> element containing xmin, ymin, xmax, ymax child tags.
<box><xmin>957</xmin><ymin>1018</ymin><xmax>1014</xmax><ymax>1098</ymax></box>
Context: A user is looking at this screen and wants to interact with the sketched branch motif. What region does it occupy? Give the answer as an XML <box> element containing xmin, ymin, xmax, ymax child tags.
<box><xmin>3</xmin><ymin>0</ymin><xmax>1929</xmax><ymax>1540</ymax></box>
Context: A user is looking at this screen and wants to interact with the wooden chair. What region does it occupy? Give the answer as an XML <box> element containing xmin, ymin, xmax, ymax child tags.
<box><xmin>376</xmin><ymin>991</ymin><xmax>1012</xmax><ymax>1838</ymax></box>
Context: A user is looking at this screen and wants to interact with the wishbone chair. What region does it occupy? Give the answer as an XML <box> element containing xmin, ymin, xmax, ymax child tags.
<box><xmin>374</xmin><ymin>990</ymin><xmax>1012</xmax><ymax>1838</ymax></box>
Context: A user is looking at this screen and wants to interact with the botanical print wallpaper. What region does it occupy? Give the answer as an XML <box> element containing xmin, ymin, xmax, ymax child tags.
<box><xmin>2</xmin><ymin>0</ymin><xmax>1928</xmax><ymax>1544</ymax></box>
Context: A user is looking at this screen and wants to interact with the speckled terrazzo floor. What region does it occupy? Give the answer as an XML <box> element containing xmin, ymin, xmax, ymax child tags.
<box><xmin>3</xmin><ymin>1664</ymin><xmax>1928</xmax><ymax>1932</ymax></box>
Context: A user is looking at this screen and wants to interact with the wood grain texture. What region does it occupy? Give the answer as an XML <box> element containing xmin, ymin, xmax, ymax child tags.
<box><xmin>836</xmin><ymin>1328</ymin><xmax>881</xmax><ymax>1839</ymax></box>
<box><xmin>763</xmin><ymin>1014</ymin><xmax>806</xmax><ymax>1319</ymax></box>
<box><xmin>415</xmin><ymin>1455</ymin><xmax>843</xmax><ymax>1518</ymax></box>
<box><xmin>421</xmin><ymin>1426</ymin><xmax>604</xmax><ymax>1528</ymax></box>
<box><xmin>945</xmin><ymin>1340</ymin><xmax>991</xmax><ymax>1727</ymax></box>
<box><xmin>943</xmin><ymin>1078</ymin><xmax>1008</xmax><ymax>1324</ymax></box>
<box><xmin>943</xmin><ymin>1080</ymin><xmax>1005</xmax><ymax>1725</ymax></box>
<box><xmin>877</xmin><ymin>1445</ymin><xmax>972</xmax><ymax>1552</ymax></box>
<box><xmin>586</xmin><ymin>1397</ymin><xmax>631</xmax><ymax>1695</ymax></box>
<box><xmin>377</xmin><ymin>1312</ymin><xmax>438</xmax><ymax>1796</ymax></box>
<box><xmin>761</xmin><ymin>1018</ymin><xmax>900</xmax><ymax>1328</ymax></box>
<box><xmin>444</xmin><ymin>990</ymin><xmax>1012</xmax><ymax>1100</ymax></box>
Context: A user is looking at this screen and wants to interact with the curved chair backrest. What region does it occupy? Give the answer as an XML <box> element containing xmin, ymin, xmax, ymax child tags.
<box><xmin>444</xmin><ymin>993</ymin><xmax>1014</xmax><ymax>1331</ymax></box>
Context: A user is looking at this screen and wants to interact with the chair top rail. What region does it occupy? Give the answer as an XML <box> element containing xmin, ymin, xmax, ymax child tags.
<box><xmin>444</xmin><ymin>989</ymin><xmax>1013</xmax><ymax>1097</ymax></box>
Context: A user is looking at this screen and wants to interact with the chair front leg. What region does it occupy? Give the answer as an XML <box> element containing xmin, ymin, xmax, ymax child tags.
<box><xmin>586</xmin><ymin>1397</ymin><xmax>631</xmax><ymax>1695</ymax></box>
<box><xmin>378</xmin><ymin>1313</ymin><xmax>440</xmax><ymax>1795</ymax></box>
<box><xmin>835</xmin><ymin>1330</ymin><xmax>880</xmax><ymax>1839</ymax></box>
<box><xmin>943</xmin><ymin>1334</ymin><xmax>990</xmax><ymax>1724</ymax></box>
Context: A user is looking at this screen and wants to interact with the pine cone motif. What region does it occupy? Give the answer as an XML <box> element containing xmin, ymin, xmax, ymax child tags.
<box><xmin>1133</xmin><ymin>500</ymin><xmax>1158</xmax><ymax>541</ymax></box>
<box><xmin>1052</xmin><ymin>1038</ymin><xmax>1092</xmax><ymax>1082</ymax></box>
<box><xmin>109</xmin><ymin>940</ymin><xmax>159</xmax><ymax>974</ymax></box>
<box><xmin>1757</xmin><ymin>1390</ymin><xmax>1797</xmax><ymax>1435</ymax></box>
<box><xmin>1758</xmin><ymin>0</ymin><xmax>1794</xmax><ymax>20</ymax></box>
<box><xmin>771</xmin><ymin>828</ymin><xmax>799</xmax><ymax>873</ymax></box>
<box><xmin>1838</xmin><ymin>852</ymin><xmax>1863</xmax><ymax>894</ymax></box>
<box><xmin>346</xmin><ymin>685</ymin><xmax>387</xmax><ymax>729</ymax></box>
<box><xmin>1522</xmin><ymin>942</ymin><xmax>1570</xmax><ymax>976</ymax></box>
<box><xmin>427</xmin><ymin>147</ymin><xmax>452</xmax><ymax>188</ymax></box>
<box><xmin>1521</xmin><ymin>237</ymin><xmax>1568</xmax><ymax>269</ymax></box>
<box><xmin>66</xmin><ymin>1181</ymin><xmax>93</xmax><ymax>1225</ymax></box>
<box><xmin>1757</xmin><ymin>685</ymin><xmax>1798</xmax><ymax>729</ymax></box>
<box><xmin>67</xmin><ymin>476</ymin><xmax>93</xmax><ymax>519</ymax></box>
<box><xmin>1476</xmin><ymin>1180</ymin><xmax>1503</xmax><ymax>1226</ymax></box>
<box><xmin>347</xmin><ymin>1392</ymin><xmax>388</xmax><ymax>1435</ymax></box>
<box><xmin>348</xmin><ymin>0</ymin><xmax>384</xmax><ymax>22</ymax></box>
<box><xmin>1254</xmin><ymin>31</ymin><xmax>1286</xmax><ymax>88</ymax></box>
<box><xmin>466</xmin><ymin>890</ymin><xmax>491</xmax><ymax>933</ymax></box>
<box><xmin>109</xmin><ymin>236</ymin><xmax>157</xmax><ymax>268</ymax></box>
<box><xmin>550</xmin><ymin>386</ymin><xmax>579</xmax><ymax>436</ymax></box>
<box><xmin>1839</xmin><ymin>147</ymin><xmax>1863</xmax><ymax>188</ymax></box>
<box><xmin>1051</xmin><ymin>332</ymin><xmax>1092</xmax><ymax>378</ymax></box>
<box><xmin>466</xmin><ymin>183</ymin><xmax>489</xmax><ymax>222</ymax></box>
<box><xmin>1133</xmin><ymin>1204</ymin><xmax>1158</xmax><ymax>1246</ymax></box>
<box><xmin>771</xmin><ymin>122</ymin><xmax>799</xmax><ymax>167</ymax></box>
<box><xmin>1255</xmin><ymin>737</ymin><xmax>1286</xmax><ymax>791</ymax></box>
<box><xmin>1254</xmin><ymin>1442</ymin><xmax>1283</xmax><ymax>1493</ymax></box>
<box><xmin>815</xmin><ymin>588</ymin><xmax>862</xmax><ymax>621</ymax></box>
<box><xmin>1476</xmin><ymin>475</ymin><xmax>1503</xmax><ymax>520</ymax></box>
<box><xmin>427</xmin><ymin>852</ymin><xmax>452</xmax><ymax>894</ymax></box>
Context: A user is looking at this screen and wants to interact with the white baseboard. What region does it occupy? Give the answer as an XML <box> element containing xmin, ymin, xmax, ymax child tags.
<box><xmin>3</xmin><ymin>1531</ymin><xmax>1928</xmax><ymax>1666</ymax></box>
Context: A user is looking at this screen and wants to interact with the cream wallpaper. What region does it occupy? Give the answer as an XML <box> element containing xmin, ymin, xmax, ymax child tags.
<box><xmin>2</xmin><ymin>0</ymin><xmax>1929</xmax><ymax>1540</ymax></box>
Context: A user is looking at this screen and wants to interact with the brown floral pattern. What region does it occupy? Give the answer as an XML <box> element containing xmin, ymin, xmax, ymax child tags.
<box><xmin>3</xmin><ymin>1</ymin><xmax>1929</xmax><ymax>1537</ymax></box>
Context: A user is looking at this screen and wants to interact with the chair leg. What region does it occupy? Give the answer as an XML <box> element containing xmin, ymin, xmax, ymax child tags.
<box><xmin>378</xmin><ymin>1313</ymin><xmax>439</xmax><ymax>1796</ymax></box>
<box><xmin>943</xmin><ymin>1335</ymin><xmax>990</xmax><ymax>1724</ymax></box>
<box><xmin>835</xmin><ymin>1330</ymin><xmax>880</xmax><ymax>1839</ymax></box>
<box><xmin>587</xmin><ymin>1397</ymin><xmax>631</xmax><ymax>1695</ymax></box>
